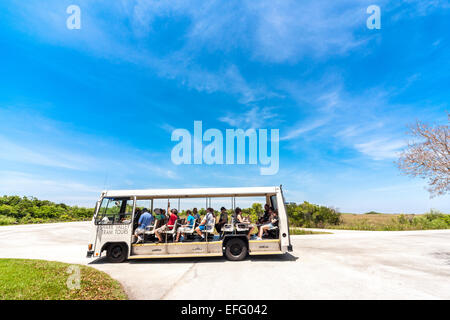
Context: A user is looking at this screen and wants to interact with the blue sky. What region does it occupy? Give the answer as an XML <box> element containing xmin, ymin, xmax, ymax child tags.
<box><xmin>0</xmin><ymin>0</ymin><xmax>449</xmax><ymax>213</ymax></box>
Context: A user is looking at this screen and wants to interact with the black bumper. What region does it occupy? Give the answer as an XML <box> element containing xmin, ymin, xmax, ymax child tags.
<box><xmin>86</xmin><ymin>250</ymin><xmax>94</xmax><ymax>258</ymax></box>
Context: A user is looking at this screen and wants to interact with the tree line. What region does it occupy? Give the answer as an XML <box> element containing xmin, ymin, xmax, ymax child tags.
<box><xmin>0</xmin><ymin>195</ymin><xmax>342</xmax><ymax>227</ymax></box>
<box><xmin>0</xmin><ymin>195</ymin><xmax>94</xmax><ymax>225</ymax></box>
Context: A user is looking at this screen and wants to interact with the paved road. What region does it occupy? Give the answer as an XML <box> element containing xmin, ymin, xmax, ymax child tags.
<box><xmin>1</xmin><ymin>222</ymin><xmax>449</xmax><ymax>299</ymax></box>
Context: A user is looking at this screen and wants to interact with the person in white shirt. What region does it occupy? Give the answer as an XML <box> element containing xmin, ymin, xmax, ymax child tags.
<box><xmin>195</xmin><ymin>207</ymin><xmax>215</xmax><ymax>241</ymax></box>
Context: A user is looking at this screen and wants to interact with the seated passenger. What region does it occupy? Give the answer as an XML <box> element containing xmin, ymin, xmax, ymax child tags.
<box><xmin>234</xmin><ymin>207</ymin><xmax>254</xmax><ymax>240</ymax></box>
<box><xmin>257</xmin><ymin>204</ymin><xmax>273</xmax><ymax>232</ymax></box>
<box><xmin>155</xmin><ymin>202</ymin><xmax>178</xmax><ymax>243</ymax></box>
<box><xmin>157</xmin><ymin>208</ymin><xmax>168</xmax><ymax>225</ymax></box>
<box><xmin>256</xmin><ymin>209</ymin><xmax>278</xmax><ymax>240</ymax></box>
<box><xmin>134</xmin><ymin>208</ymin><xmax>153</xmax><ymax>244</ymax></box>
<box><xmin>258</xmin><ymin>204</ymin><xmax>272</xmax><ymax>224</ymax></box>
<box><xmin>175</xmin><ymin>210</ymin><xmax>196</xmax><ymax>242</ymax></box>
<box><xmin>152</xmin><ymin>208</ymin><xmax>163</xmax><ymax>228</ymax></box>
<box><xmin>133</xmin><ymin>208</ymin><xmax>143</xmax><ymax>229</ymax></box>
<box><xmin>195</xmin><ymin>207</ymin><xmax>215</xmax><ymax>241</ymax></box>
<box><xmin>154</xmin><ymin>208</ymin><xmax>163</xmax><ymax>219</ymax></box>
<box><xmin>193</xmin><ymin>208</ymin><xmax>201</xmax><ymax>224</ymax></box>
<box><xmin>215</xmin><ymin>207</ymin><xmax>228</xmax><ymax>233</ymax></box>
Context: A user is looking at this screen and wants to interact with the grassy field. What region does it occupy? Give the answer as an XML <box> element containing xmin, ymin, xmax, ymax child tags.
<box><xmin>324</xmin><ymin>212</ymin><xmax>450</xmax><ymax>231</ymax></box>
<box><xmin>0</xmin><ymin>259</ymin><xmax>127</xmax><ymax>300</ymax></box>
<box><xmin>339</xmin><ymin>213</ymin><xmax>408</xmax><ymax>230</ymax></box>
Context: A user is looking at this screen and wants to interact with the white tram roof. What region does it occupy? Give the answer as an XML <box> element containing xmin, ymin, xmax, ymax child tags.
<box><xmin>102</xmin><ymin>186</ymin><xmax>280</xmax><ymax>199</ymax></box>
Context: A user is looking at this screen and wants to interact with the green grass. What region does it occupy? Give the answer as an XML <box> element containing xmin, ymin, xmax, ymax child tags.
<box><xmin>289</xmin><ymin>228</ymin><xmax>332</xmax><ymax>235</ymax></box>
<box><xmin>0</xmin><ymin>216</ymin><xmax>91</xmax><ymax>226</ymax></box>
<box><xmin>0</xmin><ymin>259</ymin><xmax>127</xmax><ymax>300</ymax></box>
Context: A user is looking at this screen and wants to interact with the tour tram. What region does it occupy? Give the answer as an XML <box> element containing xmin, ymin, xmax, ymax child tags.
<box><xmin>86</xmin><ymin>186</ymin><xmax>292</xmax><ymax>262</ymax></box>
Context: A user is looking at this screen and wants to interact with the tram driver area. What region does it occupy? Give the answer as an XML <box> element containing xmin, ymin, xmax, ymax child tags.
<box><xmin>132</xmin><ymin>202</ymin><xmax>279</xmax><ymax>245</ymax></box>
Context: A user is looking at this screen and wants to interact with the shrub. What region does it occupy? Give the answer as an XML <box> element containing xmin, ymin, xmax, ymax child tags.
<box><xmin>412</xmin><ymin>216</ymin><xmax>428</xmax><ymax>228</ymax></box>
<box><xmin>410</xmin><ymin>211</ymin><xmax>450</xmax><ymax>229</ymax></box>
<box><xmin>0</xmin><ymin>205</ymin><xmax>18</xmax><ymax>218</ymax></box>
<box><xmin>0</xmin><ymin>215</ymin><xmax>16</xmax><ymax>225</ymax></box>
<box><xmin>441</xmin><ymin>215</ymin><xmax>450</xmax><ymax>225</ymax></box>
<box><xmin>396</xmin><ymin>214</ymin><xmax>411</xmax><ymax>225</ymax></box>
<box><xmin>286</xmin><ymin>201</ymin><xmax>341</xmax><ymax>228</ymax></box>
<box><xmin>429</xmin><ymin>218</ymin><xmax>448</xmax><ymax>229</ymax></box>
<box><xmin>421</xmin><ymin>209</ymin><xmax>450</xmax><ymax>228</ymax></box>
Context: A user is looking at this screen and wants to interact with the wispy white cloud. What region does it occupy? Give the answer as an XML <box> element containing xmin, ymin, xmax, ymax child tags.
<box><xmin>389</xmin><ymin>0</ymin><xmax>450</xmax><ymax>21</ymax></box>
<box><xmin>158</xmin><ymin>62</ymin><xmax>268</xmax><ymax>104</ymax></box>
<box><xmin>246</xmin><ymin>0</ymin><xmax>372</xmax><ymax>62</ymax></box>
<box><xmin>159</xmin><ymin>123</ymin><xmax>176</xmax><ymax>134</ymax></box>
<box><xmin>131</xmin><ymin>0</ymin><xmax>375</xmax><ymax>62</ymax></box>
<box><xmin>354</xmin><ymin>138</ymin><xmax>406</xmax><ymax>160</ymax></box>
<box><xmin>8</xmin><ymin>0</ymin><xmax>448</xmax><ymax>111</ymax></box>
<box><xmin>218</xmin><ymin>105</ymin><xmax>277</xmax><ymax>128</ymax></box>
<box><xmin>367</xmin><ymin>181</ymin><xmax>425</xmax><ymax>193</ymax></box>
<box><xmin>334</xmin><ymin>122</ymin><xmax>385</xmax><ymax>139</ymax></box>
<box><xmin>276</xmin><ymin>74</ymin><xmax>430</xmax><ymax>161</ymax></box>
<box><xmin>280</xmin><ymin>117</ymin><xmax>331</xmax><ymax>141</ymax></box>
<box><xmin>133</xmin><ymin>162</ymin><xmax>178</xmax><ymax>180</ymax></box>
<box><xmin>0</xmin><ymin>135</ymin><xmax>93</xmax><ymax>170</ymax></box>
<box><xmin>5</xmin><ymin>0</ymin><xmax>386</xmax><ymax>106</ymax></box>
<box><xmin>7</xmin><ymin>1</ymin><xmax>271</xmax><ymax>105</ymax></box>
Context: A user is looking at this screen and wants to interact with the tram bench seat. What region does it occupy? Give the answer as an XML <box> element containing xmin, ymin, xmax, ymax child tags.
<box><xmin>144</xmin><ymin>221</ymin><xmax>157</xmax><ymax>235</ymax></box>
<box><xmin>263</xmin><ymin>225</ymin><xmax>279</xmax><ymax>239</ymax></box>
<box><xmin>161</xmin><ymin>220</ymin><xmax>178</xmax><ymax>235</ymax></box>
<box><xmin>201</xmin><ymin>223</ymin><xmax>215</xmax><ymax>235</ymax></box>
<box><xmin>236</xmin><ymin>223</ymin><xmax>251</xmax><ymax>232</ymax></box>
<box><xmin>178</xmin><ymin>223</ymin><xmax>196</xmax><ymax>235</ymax></box>
<box><xmin>222</xmin><ymin>223</ymin><xmax>234</xmax><ymax>232</ymax></box>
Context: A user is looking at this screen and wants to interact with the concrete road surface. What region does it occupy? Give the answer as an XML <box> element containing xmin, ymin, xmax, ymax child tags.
<box><xmin>1</xmin><ymin>221</ymin><xmax>449</xmax><ymax>299</ymax></box>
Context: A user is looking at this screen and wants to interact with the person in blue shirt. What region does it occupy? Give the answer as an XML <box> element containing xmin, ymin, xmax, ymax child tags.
<box><xmin>175</xmin><ymin>210</ymin><xmax>196</xmax><ymax>242</ymax></box>
<box><xmin>134</xmin><ymin>208</ymin><xmax>154</xmax><ymax>244</ymax></box>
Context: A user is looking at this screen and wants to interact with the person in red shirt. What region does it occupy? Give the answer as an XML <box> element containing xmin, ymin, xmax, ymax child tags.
<box><xmin>155</xmin><ymin>202</ymin><xmax>178</xmax><ymax>243</ymax></box>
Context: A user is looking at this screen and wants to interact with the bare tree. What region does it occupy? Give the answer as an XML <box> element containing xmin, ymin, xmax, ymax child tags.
<box><xmin>397</xmin><ymin>113</ymin><xmax>450</xmax><ymax>197</ymax></box>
